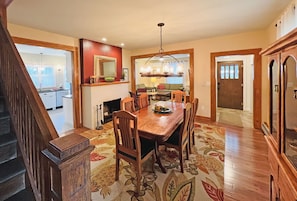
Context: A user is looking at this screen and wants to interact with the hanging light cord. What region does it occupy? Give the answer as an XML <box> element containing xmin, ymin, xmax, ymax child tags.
<box><xmin>158</xmin><ymin>23</ymin><xmax>164</xmax><ymax>54</ymax></box>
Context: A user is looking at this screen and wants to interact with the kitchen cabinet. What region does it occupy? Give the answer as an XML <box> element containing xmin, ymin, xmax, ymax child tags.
<box><xmin>261</xmin><ymin>28</ymin><xmax>297</xmax><ymax>201</ymax></box>
<box><xmin>39</xmin><ymin>91</ymin><xmax>56</xmax><ymax>110</ymax></box>
<box><xmin>56</xmin><ymin>90</ymin><xmax>68</xmax><ymax>108</ymax></box>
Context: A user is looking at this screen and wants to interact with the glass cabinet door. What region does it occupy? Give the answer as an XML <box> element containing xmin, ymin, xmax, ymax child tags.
<box><xmin>270</xmin><ymin>59</ymin><xmax>280</xmax><ymax>145</ymax></box>
<box><xmin>283</xmin><ymin>56</ymin><xmax>297</xmax><ymax>169</ymax></box>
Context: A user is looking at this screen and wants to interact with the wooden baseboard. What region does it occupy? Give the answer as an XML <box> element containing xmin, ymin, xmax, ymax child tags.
<box><xmin>195</xmin><ymin>115</ymin><xmax>211</xmax><ymax>122</ymax></box>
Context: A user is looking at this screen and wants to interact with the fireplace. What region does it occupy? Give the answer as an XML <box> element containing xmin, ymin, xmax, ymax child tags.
<box><xmin>103</xmin><ymin>98</ymin><xmax>121</xmax><ymax>123</ymax></box>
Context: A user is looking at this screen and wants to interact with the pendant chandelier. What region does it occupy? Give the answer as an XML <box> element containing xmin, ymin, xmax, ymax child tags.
<box><xmin>140</xmin><ymin>23</ymin><xmax>184</xmax><ymax>76</ymax></box>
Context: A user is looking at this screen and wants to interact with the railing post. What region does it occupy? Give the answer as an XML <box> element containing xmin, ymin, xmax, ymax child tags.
<box><xmin>42</xmin><ymin>133</ymin><xmax>94</xmax><ymax>201</ymax></box>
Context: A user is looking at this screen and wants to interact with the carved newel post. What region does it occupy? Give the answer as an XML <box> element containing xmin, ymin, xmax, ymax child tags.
<box><xmin>42</xmin><ymin>133</ymin><xmax>94</xmax><ymax>201</ymax></box>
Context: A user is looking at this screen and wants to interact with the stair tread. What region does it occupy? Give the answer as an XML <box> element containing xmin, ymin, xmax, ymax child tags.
<box><xmin>0</xmin><ymin>133</ymin><xmax>16</xmax><ymax>147</ymax></box>
<box><xmin>0</xmin><ymin>158</ymin><xmax>26</xmax><ymax>183</ymax></box>
<box><xmin>5</xmin><ymin>188</ymin><xmax>35</xmax><ymax>201</ymax></box>
<box><xmin>0</xmin><ymin>111</ymin><xmax>10</xmax><ymax>119</ymax></box>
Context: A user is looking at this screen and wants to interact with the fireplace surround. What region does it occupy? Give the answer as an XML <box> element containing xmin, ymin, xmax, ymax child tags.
<box><xmin>103</xmin><ymin>98</ymin><xmax>121</xmax><ymax>123</ymax></box>
<box><xmin>81</xmin><ymin>82</ymin><xmax>129</xmax><ymax>129</ymax></box>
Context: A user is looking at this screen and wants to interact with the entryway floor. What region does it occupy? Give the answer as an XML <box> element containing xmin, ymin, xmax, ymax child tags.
<box><xmin>216</xmin><ymin>107</ymin><xmax>253</xmax><ymax>128</ymax></box>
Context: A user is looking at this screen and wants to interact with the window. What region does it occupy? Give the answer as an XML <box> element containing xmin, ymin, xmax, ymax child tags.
<box><xmin>220</xmin><ymin>64</ymin><xmax>239</xmax><ymax>79</ymax></box>
<box><xmin>26</xmin><ymin>65</ymin><xmax>56</xmax><ymax>89</ymax></box>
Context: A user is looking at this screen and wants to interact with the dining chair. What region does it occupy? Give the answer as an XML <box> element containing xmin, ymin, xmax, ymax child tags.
<box><xmin>112</xmin><ymin>110</ymin><xmax>155</xmax><ymax>192</ymax></box>
<box><xmin>129</xmin><ymin>91</ymin><xmax>140</xmax><ymax>110</ymax></box>
<box><xmin>121</xmin><ymin>97</ymin><xmax>136</xmax><ymax>112</ymax></box>
<box><xmin>163</xmin><ymin>102</ymin><xmax>192</xmax><ymax>173</ymax></box>
<box><xmin>189</xmin><ymin>98</ymin><xmax>199</xmax><ymax>153</ymax></box>
<box><xmin>138</xmin><ymin>93</ymin><xmax>149</xmax><ymax>109</ymax></box>
<box><xmin>171</xmin><ymin>90</ymin><xmax>187</xmax><ymax>103</ymax></box>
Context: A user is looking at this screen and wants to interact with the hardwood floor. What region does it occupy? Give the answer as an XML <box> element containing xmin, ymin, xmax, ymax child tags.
<box><xmin>199</xmin><ymin>118</ymin><xmax>270</xmax><ymax>201</ymax></box>
<box><xmin>224</xmin><ymin>126</ymin><xmax>269</xmax><ymax>200</ymax></box>
<box><xmin>71</xmin><ymin>117</ymin><xmax>270</xmax><ymax>200</ymax></box>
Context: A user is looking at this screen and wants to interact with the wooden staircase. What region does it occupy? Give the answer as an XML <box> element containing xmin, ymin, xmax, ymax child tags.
<box><xmin>0</xmin><ymin>89</ymin><xmax>35</xmax><ymax>201</ymax></box>
<box><xmin>0</xmin><ymin>3</ymin><xmax>94</xmax><ymax>200</ymax></box>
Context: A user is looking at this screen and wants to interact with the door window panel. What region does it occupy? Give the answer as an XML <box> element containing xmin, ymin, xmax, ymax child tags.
<box><xmin>230</xmin><ymin>65</ymin><xmax>234</xmax><ymax>79</ymax></box>
<box><xmin>220</xmin><ymin>66</ymin><xmax>225</xmax><ymax>79</ymax></box>
<box><xmin>225</xmin><ymin>66</ymin><xmax>230</xmax><ymax>79</ymax></box>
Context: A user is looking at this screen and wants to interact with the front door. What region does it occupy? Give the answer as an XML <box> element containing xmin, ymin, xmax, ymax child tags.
<box><xmin>217</xmin><ymin>61</ymin><xmax>243</xmax><ymax>110</ymax></box>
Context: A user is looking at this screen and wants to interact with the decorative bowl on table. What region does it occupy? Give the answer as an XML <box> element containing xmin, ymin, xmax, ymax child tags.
<box><xmin>104</xmin><ymin>76</ymin><xmax>115</xmax><ymax>82</ymax></box>
<box><xmin>153</xmin><ymin>105</ymin><xmax>171</xmax><ymax>113</ymax></box>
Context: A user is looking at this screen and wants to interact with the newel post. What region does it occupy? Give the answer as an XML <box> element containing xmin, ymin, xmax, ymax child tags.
<box><xmin>42</xmin><ymin>133</ymin><xmax>94</xmax><ymax>201</ymax></box>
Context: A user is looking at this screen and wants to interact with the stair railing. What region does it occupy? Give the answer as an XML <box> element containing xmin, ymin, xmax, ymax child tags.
<box><xmin>0</xmin><ymin>17</ymin><xmax>93</xmax><ymax>200</ymax></box>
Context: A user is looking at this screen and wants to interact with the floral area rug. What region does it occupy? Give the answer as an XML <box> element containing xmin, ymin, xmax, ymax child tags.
<box><xmin>80</xmin><ymin>122</ymin><xmax>225</xmax><ymax>201</ymax></box>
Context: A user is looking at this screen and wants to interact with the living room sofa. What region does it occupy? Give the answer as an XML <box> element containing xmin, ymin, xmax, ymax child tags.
<box><xmin>156</xmin><ymin>83</ymin><xmax>184</xmax><ymax>93</ymax></box>
<box><xmin>136</xmin><ymin>84</ymin><xmax>156</xmax><ymax>93</ymax></box>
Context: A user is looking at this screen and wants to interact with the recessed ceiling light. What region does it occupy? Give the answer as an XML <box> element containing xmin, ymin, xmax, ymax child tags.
<box><xmin>120</xmin><ymin>43</ymin><xmax>125</xmax><ymax>47</ymax></box>
<box><xmin>102</xmin><ymin>37</ymin><xmax>107</xmax><ymax>42</ymax></box>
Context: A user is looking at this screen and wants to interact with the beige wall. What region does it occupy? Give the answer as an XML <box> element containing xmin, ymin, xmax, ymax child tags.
<box><xmin>8</xmin><ymin>23</ymin><xmax>79</xmax><ymax>47</ymax></box>
<box><xmin>7</xmin><ymin>22</ymin><xmax>281</xmax><ymax>125</ymax></box>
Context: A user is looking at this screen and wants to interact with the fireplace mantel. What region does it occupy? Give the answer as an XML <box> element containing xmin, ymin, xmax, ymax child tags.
<box><xmin>82</xmin><ymin>82</ymin><xmax>129</xmax><ymax>129</ymax></box>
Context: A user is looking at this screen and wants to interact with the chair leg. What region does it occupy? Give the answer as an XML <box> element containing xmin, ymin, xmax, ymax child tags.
<box><xmin>115</xmin><ymin>158</ymin><xmax>120</xmax><ymax>181</ymax></box>
<box><xmin>189</xmin><ymin>130</ymin><xmax>195</xmax><ymax>154</ymax></box>
<box><xmin>189</xmin><ymin>132</ymin><xmax>193</xmax><ymax>154</ymax></box>
<box><xmin>136</xmin><ymin>163</ymin><xmax>142</xmax><ymax>193</ymax></box>
<box><xmin>179</xmin><ymin>149</ymin><xmax>184</xmax><ymax>173</ymax></box>
<box><xmin>151</xmin><ymin>154</ymin><xmax>155</xmax><ymax>173</ymax></box>
<box><xmin>186</xmin><ymin>144</ymin><xmax>189</xmax><ymax>160</ymax></box>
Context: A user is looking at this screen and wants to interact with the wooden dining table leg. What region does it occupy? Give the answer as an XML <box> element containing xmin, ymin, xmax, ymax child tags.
<box><xmin>154</xmin><ymin>140</ymin><xmax>167</xmax><ymax>173</ymax></box>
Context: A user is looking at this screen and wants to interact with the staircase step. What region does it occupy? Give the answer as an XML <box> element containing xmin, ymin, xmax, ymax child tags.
<box><xmin>0</xmin><ymin>133</ymin><xmax>17</xmax><ymax>164</ymax></box>
<box><xmin>0</xmin><ymin>111</ymin><xmax>10</xmax><ymax>135</ymax></box>
<box><xmin>0</xmin><ymin>96</ymin><xmax>5</xmax><ymax>113</ymax></box>
<box><xmin>5</xmin><ymin>188</ymin><xmax>35</xmax><ymax>201</ymax></box>
<box><xmin>0</xmin><ymin>158</ymin><xmax>26</xmax><ymax>200</ymax></box>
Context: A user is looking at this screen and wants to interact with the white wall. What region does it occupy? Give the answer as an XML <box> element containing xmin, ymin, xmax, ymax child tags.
<box><xmin>82</xmin><ymin>83</ymin><xmax>129</xmax><ymax>129</ymax></box>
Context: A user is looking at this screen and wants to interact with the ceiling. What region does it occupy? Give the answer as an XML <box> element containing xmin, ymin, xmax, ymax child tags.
<box><xmin>7</xmin><ymin>0</ymin><xmax>291</xmax><ymax>50</ymax></box>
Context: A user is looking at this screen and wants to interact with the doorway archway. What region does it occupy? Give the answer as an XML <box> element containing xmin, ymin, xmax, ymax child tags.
<box><xmin>12</xmin><ymin>37</ymin><xmax>80</xmax><ymax>129</ymax></box>
<box><xmin>210</xmin><ymin>48</ymin><xmax>262</xmax><ymax>129</ymax></box>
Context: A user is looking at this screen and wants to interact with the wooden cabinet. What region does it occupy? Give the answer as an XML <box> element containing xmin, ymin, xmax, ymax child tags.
<box><xmin>56</xmin><ymin>89</ymin><xmax>68</xmax><ymax>107</ymax></box>
<box><xmin>261</xmin><ymin>29</ymin><xmax>297</xmax><ymax>201</ymax></box>
<box><xmin>39</xmin><ymin>91</ymin><xmax>56</xmax><ymax>110</ymax></box>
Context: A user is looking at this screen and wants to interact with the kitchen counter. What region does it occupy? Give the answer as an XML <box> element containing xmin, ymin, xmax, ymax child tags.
<box><xmin>38</xmin><ymin>88</ymin><xmax>69</xmax><ymax>109</ymax></box>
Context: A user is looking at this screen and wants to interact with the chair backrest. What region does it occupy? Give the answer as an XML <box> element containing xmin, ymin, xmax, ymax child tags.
<box><xmin>129</xmin><ymin>91</ymin><xmax>139</xmax><ymax>110</ymax></box>
<box><xmin>112</xmin><ymin>110</ymin><xmax>140</xmax><ymax>160</ymax></box>
<box><xmin>171</xmin><ymin>90</ymin><xmax>186</xmax><ymax>103</ymax></box>
<box><xmin>178</xmin><ymin>102</ymin><xmax>192</xmax><ymax>144</ymax></box>
<box><xmin>189</xmin><ymin>98</ymin><xmax>199</xmax><ymax>130</ymax></box>
<box><xmin>121</xmin><ymin>97</ymin><xmax>136</xmax><ymax>112</ymax></box>
<box><xmin>138</xmin><ymin>93</ymin><xmax>149</xmax><ymax>109</ymax></box>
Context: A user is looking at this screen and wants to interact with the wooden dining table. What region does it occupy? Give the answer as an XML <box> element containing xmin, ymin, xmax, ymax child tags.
<box><xmin>133</xmin><ymin>101</ymin><xmax>185</xmax><ymax>173</ymax></box>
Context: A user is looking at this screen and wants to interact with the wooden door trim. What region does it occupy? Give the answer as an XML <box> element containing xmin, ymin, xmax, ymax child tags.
<box><xmin>131</xmin><ymin>48</ymin><xmax>194</xmax><ymax>102</ymax></box>
<box><xmin>12</xmin><ymin>37</ymin><xmax>81</xmax><ymax>128</ymax></box>
<box><xmin>211</xmin><ymin>48</ymin><xmax>262</xmax><ymax>129</ymax></box>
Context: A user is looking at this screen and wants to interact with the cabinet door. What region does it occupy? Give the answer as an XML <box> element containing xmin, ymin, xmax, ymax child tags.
<box><xmin>56</xmin><ymin>90</ymin><xmax>68</xmax><ymax>107</ymax></box>
<box><xmin>269</xmin><ymin>55</ymin><xmax>281</xmax><ymax>149</ymax></box>
<box><xmin>39</xmin><ymin>92</ymin><xmax>56</xmax><ymax>109</ymax></box>
<box><xmin>282</xmin><ymin>52</ymin><xmax>297</xmax><ymax>172</ymax></box>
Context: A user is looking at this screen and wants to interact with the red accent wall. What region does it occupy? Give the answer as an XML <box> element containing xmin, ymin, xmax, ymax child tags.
<box><xmin>80</xmin><ymin>39</ymin><xmax>122</xmax><ymax>84</ymax></box>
